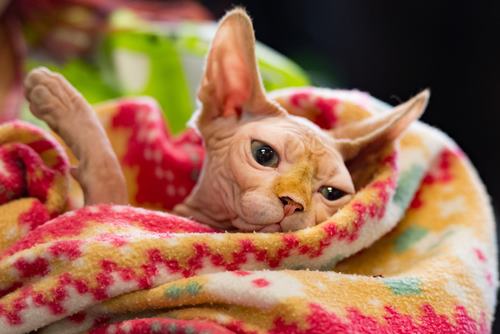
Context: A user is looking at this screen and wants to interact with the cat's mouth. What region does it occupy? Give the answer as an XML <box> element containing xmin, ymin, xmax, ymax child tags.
<box><xmin>232</xmin><ymin>210</ymin><xmax>312</xmax><ymax>233</ymax></box>
<box><xmin>231</xmin><ymin>216</ymin><xmax>285</xmax><ymax>233</ymax></box>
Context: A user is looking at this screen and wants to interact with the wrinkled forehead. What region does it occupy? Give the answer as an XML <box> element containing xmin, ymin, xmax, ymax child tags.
<box><xmin>242</xmin><ymin>116</ymin><xmax>344</xmax><ymax>172</ymax></box>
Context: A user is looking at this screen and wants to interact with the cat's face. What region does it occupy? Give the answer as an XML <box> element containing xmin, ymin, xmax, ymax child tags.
<box><xmin>198</xmin><ymin>113</ymin><xmax>355</xmax><ymax>232</ymax></box>
<box><xmin>173</xmin><ymin>9</ymin><xmax>428</xmax><ymax>232</ymax></box>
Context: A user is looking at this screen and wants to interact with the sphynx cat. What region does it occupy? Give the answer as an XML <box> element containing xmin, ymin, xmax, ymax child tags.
<box><xmin>24</xmin><ymin>8</ymin><xmax>429</xmax><ymax>232</ymax></box>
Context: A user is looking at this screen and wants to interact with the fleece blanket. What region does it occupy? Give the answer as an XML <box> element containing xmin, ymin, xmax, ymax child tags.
<box><xmin>0</xmin><ymin>88</ymin><xmax>497</xmax><ymax>334</ymax></box>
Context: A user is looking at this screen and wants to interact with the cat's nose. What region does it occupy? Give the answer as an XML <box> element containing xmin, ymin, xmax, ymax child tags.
<box><xmin>279</xmin><ymin>196</ymin><xmax>304</xmax><ymax>216</ymax></box>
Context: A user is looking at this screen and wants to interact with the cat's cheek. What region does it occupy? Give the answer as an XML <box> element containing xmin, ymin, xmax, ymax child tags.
<box><xmin>314</xmin><ymin>207</ymin><xmax>330</xmax><ymax>225</ymax></box>
<box><xmin>313</xmin><ymin>194</ymin><xmax>353</xmax><ymax>224</ymax></box>
<box><xmin>238</xmin><ymin>190</ymin><xmax>283</xmax><ymax>225</ymax></box>
<box><xmin>312</xmin><ymin>197</ymin><xmax>332</xmax><ymax>224</ymax></box>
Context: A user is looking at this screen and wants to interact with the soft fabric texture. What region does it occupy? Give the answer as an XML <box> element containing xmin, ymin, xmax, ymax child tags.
<box><xmin>0</xmin><ymin>88</ymin><xmax>497</xmax><ymax>334</ymax></box>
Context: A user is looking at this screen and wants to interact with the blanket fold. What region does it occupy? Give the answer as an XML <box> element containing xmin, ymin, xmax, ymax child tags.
<box><xmin>0</xmin><ymin>88</ymin><xmax>496</xmax><ymax>334</ymax></box>
<box><xmin>0</xmin><ymin>121</ymin><xmax>69</xmax><ymax>253</ymax></box>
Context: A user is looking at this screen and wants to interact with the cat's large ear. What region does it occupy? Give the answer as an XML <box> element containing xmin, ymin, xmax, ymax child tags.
<box><xmin>196</xmin><ymin>8</ymin><xmax>282</xmax><ymax>127</ymax></box>
<box><xmin>334</xmin><ymin>90</ymin><xmax>430</xmax><ymax>160</ymax></box>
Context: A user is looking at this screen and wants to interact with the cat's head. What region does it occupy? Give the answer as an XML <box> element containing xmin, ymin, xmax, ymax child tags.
<box><xmin>174</xmin><ymin>9</ymin><xmax>429</xmax><ymax>232</ymax></box>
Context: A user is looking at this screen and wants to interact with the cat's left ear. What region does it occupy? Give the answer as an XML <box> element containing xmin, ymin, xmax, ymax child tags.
<box><xmin>196</xmin><ymin>8</ymin><xmax>283</xmax><ymax>127</ymax></box>
<box><xmin>334</xmin><ymin>90</ymin><xmax>430</xmax><ymax>160</ymax></box>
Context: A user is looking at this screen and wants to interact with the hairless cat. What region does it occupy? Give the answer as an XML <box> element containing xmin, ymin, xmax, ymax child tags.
<box><xmin>24</xmin><ymin>8</ymin><xmax>429</xmax><ymax>232</ymax></box>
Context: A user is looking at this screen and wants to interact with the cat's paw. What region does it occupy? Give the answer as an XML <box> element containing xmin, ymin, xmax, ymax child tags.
<box><xmin>24</xmin><ymin>67</ymin><xmax>91</xmax><ymax>129</ymax></box>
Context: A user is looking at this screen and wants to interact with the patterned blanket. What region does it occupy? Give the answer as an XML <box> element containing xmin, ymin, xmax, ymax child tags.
<box><xmin>0</xmin><ymin>88</ymin><xmax>496</xmax><ymax>333</ymax></box>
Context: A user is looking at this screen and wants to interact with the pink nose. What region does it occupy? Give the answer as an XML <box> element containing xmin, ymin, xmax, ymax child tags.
<box><xmin>279</xmin><ymin>196</ymin><xmax>304</xmax><ymax>216</ymax></box>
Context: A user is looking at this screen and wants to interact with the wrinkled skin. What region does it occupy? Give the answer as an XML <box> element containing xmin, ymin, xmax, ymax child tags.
<box><xmin>174</xmin><ymin>114</ymin><xmax>355</xmax><ymax>232</ymax></box>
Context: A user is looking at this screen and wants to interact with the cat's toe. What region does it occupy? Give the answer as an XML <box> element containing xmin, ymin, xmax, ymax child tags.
<box><xmin>25</xmin><ymin>67</ymin><xmax>91</xmax><ymax>124</ymax></box>
<box><xmin>24</xmin><ymin>67</ymin><xmax>51</xmax><ymax>91</ymax></box>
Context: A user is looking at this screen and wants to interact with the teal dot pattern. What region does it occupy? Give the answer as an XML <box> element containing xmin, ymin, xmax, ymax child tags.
<box><xmin>383</xmin><ymin>277</ymin><xmax>422</xmax><ymax>295</ymax></box>
<box><xmin>394</xmin><ymin>226</ymin><xmax>428</xmax><ymax>253</ymax></box>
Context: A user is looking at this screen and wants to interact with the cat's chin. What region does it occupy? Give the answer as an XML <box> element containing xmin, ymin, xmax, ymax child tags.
<box><xmin>258</xmin><ymin>224</ymin><xmax>282</xmax><ymax>233</ymax></box>
<box><xmin>230</xmin><ymin>216</ymin><xmax>280</xmax><ymax>232</ymax></box>
<box><xmin>231</xmin><ymin>216</ymin><xmax>311</xmax><ymax>233</ymax></box>
<box><xmin>230</xmin><ymin>212</ymin><xmax>319</xmax><ymax>232</ymax></box>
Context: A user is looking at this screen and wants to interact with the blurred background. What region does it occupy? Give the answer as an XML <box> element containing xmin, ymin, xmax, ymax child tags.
<box><xmin>0</xmin><ymin>0</ymin><xmax>499</xmax><ymax>329</ymax></box>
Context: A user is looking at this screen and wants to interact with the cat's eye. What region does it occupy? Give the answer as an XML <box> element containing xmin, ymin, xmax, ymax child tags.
<box><xmin>251</xmin><ymin>140</ymin><xmax>279</xmax><ymax>168</ymax></box>
<box><xmin>319</xmin><ymin>186</ymin><xmax>347</xmax><ymax>201</ymax></box>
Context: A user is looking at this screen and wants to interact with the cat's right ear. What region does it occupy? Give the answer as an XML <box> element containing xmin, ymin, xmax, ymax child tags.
<box><xmin>195</xmin><ymin>8</ymin><xmax>284</xmax><ymax>129</ymax></box>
